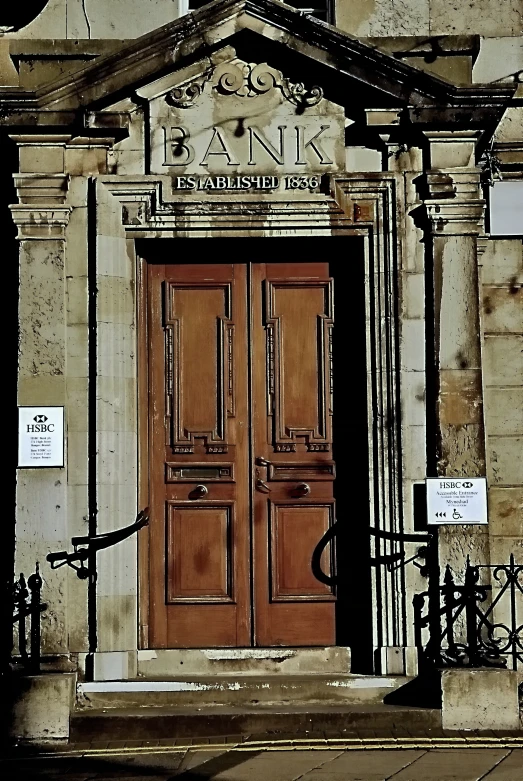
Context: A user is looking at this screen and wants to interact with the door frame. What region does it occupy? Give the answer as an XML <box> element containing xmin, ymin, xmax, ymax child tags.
<box><xmin>95</xmin><ymin>173</ymin><xmax>407</xmax><ymax>671</ymax></box>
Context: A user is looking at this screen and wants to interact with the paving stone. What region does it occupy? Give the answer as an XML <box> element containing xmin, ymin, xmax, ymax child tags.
<box><xmin>483</xmin><ymin>750</ymin><xmax>523</xmax><ymax>779</ymax></box>
<box><xmin>298</xmin><ymin>749</ymin><xmax>426</xmax><ymax>779</ymax></box>
<box><xmin>389</xmin><ymin>749</ymin><xmax>511</xmax><ymax>780</ymax></box>
<box><xmin>190</xmin><ymin>749</ymin><xmax>342</xmax><ymax>781</ymax></box>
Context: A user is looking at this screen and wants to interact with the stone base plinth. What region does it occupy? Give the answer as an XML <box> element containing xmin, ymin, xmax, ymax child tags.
<box><xmin>9</xmin><ymin>672</ymin><xmax>75</xmax><ymax>742</ymax></box>
<box><xmin>442</xmin><ymin>668</ymin><xmax>520</xmax><ymax>731</ymax></box>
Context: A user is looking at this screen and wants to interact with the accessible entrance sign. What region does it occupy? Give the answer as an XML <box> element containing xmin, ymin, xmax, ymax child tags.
<box><xmin>426</xmin><ymin>477</ymin><xmax>488</xmax><ymax>525</ymax></box>
<box><xmin>18</xmin><ymin>406</ymin><xmax>64</xmax><ymax>468</ymax></box>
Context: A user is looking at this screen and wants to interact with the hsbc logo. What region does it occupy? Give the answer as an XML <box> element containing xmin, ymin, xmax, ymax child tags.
<box><xmin>27</xmin><ymin>414</ymin><xmax>55</xmax><ymax>433</ymax></box>
<box><xmin>439</xmin><ymin>481</ymin><xmax>474</xmax><ymax>489</ymax></box>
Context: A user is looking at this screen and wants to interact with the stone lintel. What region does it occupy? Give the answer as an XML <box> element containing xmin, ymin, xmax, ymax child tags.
<box><xmin>9</xmin><ymin>205</ymin><xmax>72</xmax><ymax>240</ymax></box>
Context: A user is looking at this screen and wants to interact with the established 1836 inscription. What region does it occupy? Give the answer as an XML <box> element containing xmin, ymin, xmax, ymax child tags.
<box><xmin>150</xmin><ymin>57</ymin><xmax>345</xmax><ymax>190</ymax></box>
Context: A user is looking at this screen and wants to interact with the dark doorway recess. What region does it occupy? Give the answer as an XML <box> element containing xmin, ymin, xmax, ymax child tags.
<box><xmin>137</xmin><ymin>236</ymin><xmax>373</xmax><ymax>661</ymax></box>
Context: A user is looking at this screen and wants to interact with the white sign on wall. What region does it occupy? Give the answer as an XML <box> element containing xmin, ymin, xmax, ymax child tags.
<box><xmin>426</xmin><ymin>477</ymin><xmax>488</xmax><ymax>525</ymax></box>
<box><xmin>18</xmin><ymin>407</ymin><xmax>64</xmax><ymax>468</ymax></box>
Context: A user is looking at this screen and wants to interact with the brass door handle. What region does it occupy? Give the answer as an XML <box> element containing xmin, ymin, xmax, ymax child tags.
<box><xmin>256</xmin><ymin>479</ymin><xmax>271</xmax><ymax>493</ymax></box>
<box><xmin>190</xmin><ymin>484</ymin><xmax>208</xmax><ymax>499</ymax></box>
<box><xmin>294</xmin><ymin>482</ymin><xmax>311</xmax><ymax>497</ymax></box>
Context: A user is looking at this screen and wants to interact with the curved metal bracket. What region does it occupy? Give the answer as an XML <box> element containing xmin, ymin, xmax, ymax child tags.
<box><xmin>47</xmin><ymin>508</ymin><xmax>149</xmax><ymax>579</ymax></box>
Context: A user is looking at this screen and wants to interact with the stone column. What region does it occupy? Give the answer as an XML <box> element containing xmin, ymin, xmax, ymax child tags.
<box><xmin>10</xmin><ymin>137</ymin><xmax>72</xmax><ymax>658</ymax></box>
<box><xmin>421</xmin><ymin>131</ymin><xmax>489</xmax><ymax>573</ymax></box>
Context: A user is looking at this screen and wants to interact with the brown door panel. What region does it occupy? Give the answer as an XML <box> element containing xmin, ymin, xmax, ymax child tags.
<box><xmin>251</xmin><ymin>262</ymin><xmax>336</xmax><ymax>646</ymax></box>
<box><xmin>148</xmin><ymin>263</ymin><xmax>250</xmax><ymax>648</ymax></box>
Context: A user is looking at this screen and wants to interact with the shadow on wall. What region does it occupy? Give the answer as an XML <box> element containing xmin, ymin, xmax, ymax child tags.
<box><xmin>0</xmin><ymin>3</ymin><xmax>51</xmax><ymax>32</ymax></box>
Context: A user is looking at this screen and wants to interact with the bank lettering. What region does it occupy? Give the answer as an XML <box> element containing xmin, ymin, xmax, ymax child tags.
<box><xmin>164</xmin><ymin>124</ymin><xmax>333</xmax><ymax>167</ymax></box>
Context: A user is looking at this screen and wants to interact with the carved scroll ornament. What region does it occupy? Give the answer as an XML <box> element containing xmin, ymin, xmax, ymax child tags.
<box><xmin>165</xmin><ymin>60</ymin><xmax>324</xmax><ymax>109</ymax></box>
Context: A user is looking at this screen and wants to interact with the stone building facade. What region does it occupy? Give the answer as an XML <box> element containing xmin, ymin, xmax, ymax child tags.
<box><xmin>2</xmin><ymin>0</ymin><xmax>521</xmax><ymax>741</ymax></box>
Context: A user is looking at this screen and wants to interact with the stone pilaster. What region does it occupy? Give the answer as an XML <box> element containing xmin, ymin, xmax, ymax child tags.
<box><xmin>421</xmin><ymin>131</ymin><xmax>489</xmax><ymax>573</ymax></box>
<box><xmin>10</xmin><ymin>143</ymin><xmax>73</xmax><ymax>658</ymax></box>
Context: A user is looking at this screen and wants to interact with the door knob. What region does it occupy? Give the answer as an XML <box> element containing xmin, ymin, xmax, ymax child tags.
<box><xmin>190</xmin><ymin>484</ymin><xmax>208</xmax><ymax>499</ymax></box>
<box><xmin>256</xmin><ymin>479</ymin><xmax>271</xmax><ymax>493</ymax></box>
<box><xmin>294</xmin><ymin>482</ymin><xmax>311</xmax><ymax>497</ymax></box>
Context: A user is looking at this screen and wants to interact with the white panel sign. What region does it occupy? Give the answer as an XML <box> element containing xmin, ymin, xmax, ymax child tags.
<box><xmin>18</xmin><ymin>407</ymin><xmax>64</xmax><ymax>468</ymax></box>
<box><xmin>426</xmin><ymin>477</ymin><xmax>488</xmax><ymax>525</ymax></box>
<box><xmin>489</xmin><ymin>182</ymin><xmax>523</xmax><ymax>237</ymax></box>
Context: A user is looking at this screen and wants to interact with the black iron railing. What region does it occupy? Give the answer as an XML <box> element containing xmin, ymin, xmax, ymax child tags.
<box><xmin>12</xmin><ymin>563</ymin><xmax>47</xmax><ymax>673</ymax></box>
<box><xmin>414</xmin><ymin>554</ymin><xmax>523</xmax><ymax>671</ymax></box>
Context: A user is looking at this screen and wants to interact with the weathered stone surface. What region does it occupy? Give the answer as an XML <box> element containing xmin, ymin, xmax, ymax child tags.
<box><xmin>480</xmin><ymin>239</ymin><xmax>523</xmax><ymax>286</ymax></box>
<box><xmin>19</xmin><ymin>240</ymin><xmax>66</xmax><ymax>378</ymax></box>
<box><xmin>442</xmin><ymin>669</ymin><xmax>520</xmax><ymax>730</ymax></box>
<box><xmin>488</xmin><ymin>436</ymin><xmax>523</xmax><ymax>484</ymax></box>
<box><xmin>483</xmin><ymin>285</ymin><xmax>523</xmax><ymax>333</ymax></box>
<box><xmin>336</xmin><ymin>0</ymin><xmax>430</xmax><ymax>37</ymax></box>
<box><xmin>137</xmin><ymin>646</ymin><xmax>352</xmax><ymax>677</ymax></box>
<box><xmin>9</xmin><ymin>673</ymin><xmax>75</xmax><ymax>741</ymax></box>
<box><xmin>473</xmin><ymin>36</ymin><xmax>523</xmax><ymax>83</ymax></box>
<box><xmin>488</xmin><ymin>486</ymin><xmax>523</xmax><ymax>535</ymax></box>
<box><xmin>485</xmin><ymin>387</ymin><xmax>523</xmax><ymax>435</ymax></box>
<box><xmin>483</xmin><ymin>335</ymin><xmax>523</xmax><ymax>385</ymax></box>
<box><xmin>0</xmin><ymin>39</ymin><xmax>18</xmax><ymax>86</ymax></box>
<box><xmin>400</xmin><ymin>319</ymin><xmax>425</xmax><ymax>371</ymax></box>
<box><xmin>5</xmin><ymin>0</ymin><xmax>186</xmax><ymax>40</ymax></box>
<box><xmin>430</xmin><ymin>0</ymin><xmax>522</xmax><ymax>37</ymax></box>
<box><xmin>489</xmin><ymin>534</ymin><xmax>523</xmax><ymax>564</ymax></box>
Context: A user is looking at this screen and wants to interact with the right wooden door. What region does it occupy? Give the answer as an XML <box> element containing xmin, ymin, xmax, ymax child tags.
<box><xmin>251</xmin><ymin>262</ymin><xmax>337</xmax><ymax>646</ymax></box>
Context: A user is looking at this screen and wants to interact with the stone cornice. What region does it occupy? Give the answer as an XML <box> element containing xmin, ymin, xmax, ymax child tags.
<box><xmin>419</xmin><ymin>169</ymin><xmax>485</xmax><ymax>235</ymax></box>
<box><xmin>0</xmin><ymin>0</ymin><xmax>514</xmax><ymax>136</ymax></box>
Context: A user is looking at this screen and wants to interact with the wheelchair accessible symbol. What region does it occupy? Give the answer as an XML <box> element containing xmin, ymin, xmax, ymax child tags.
<box><xmin>452</xmin><ymin>509</ymin><xmax>463</xmax><ymax>520</ymax></box>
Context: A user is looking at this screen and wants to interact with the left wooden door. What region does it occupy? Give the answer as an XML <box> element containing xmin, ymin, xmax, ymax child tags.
<box><xmin>147</xmin><ymin>263</ymin><xmax>251</xmax><ymax>647</ymax></box>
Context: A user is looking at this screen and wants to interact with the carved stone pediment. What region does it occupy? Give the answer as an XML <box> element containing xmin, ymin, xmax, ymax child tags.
<box><xmin>149</xmin><ymin>55</ymin><xmax>345</xmax><ymax>177</ymax></box>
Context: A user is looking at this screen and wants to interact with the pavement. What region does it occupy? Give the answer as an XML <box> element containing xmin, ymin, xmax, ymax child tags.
<box><xmin>2</xmin><ymin>735</ymin><xmax>523</xmax><ymax>780</ymax></box>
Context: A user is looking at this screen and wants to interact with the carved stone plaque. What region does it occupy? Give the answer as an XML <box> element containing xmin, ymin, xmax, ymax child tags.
<box><xmin>150</xmin><ymin>57</ymin><xmax>345</xmax><ymax>178</ymax></box>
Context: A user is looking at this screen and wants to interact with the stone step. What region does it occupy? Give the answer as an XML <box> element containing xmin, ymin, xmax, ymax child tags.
<box><xmin>76</xmin><ymin>674</ymin><xmax>408</xmax><ymax>710</ymax></box>
<box><xmin>134</xmin><ymin>647</ymin><xmax>351</xmax><ymax>678</ymax></box>
<box><xmin>71</xmin><ymin>703</ymin><xmax>441</xmax><ymax>742</ymax></box>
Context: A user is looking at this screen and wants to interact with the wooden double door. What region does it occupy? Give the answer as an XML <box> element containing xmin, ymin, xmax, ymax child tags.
<box><xmin>146</xmin><ymin>259</ymin><xmax>337</xmax><ymax>648</ymax></box>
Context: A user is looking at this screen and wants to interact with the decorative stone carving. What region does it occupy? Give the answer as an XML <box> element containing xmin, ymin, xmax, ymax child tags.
<box><xmin>212</xmin><ymin>61</ymin><xmax>323</xmax><ymax>107</ymax></box>
<box><xmin>150</xmin><ymin>56</ymin><xmax>343</xmax><ymax>176</ymax></box>
<box><xmin>165</xmin><ymin>60</ymin><xmax>324</xmax><ymax>109</ymax></box>
<box><xmin>166</xmin><ymin>76</ymin><xmax>210</xmax><ymax>109</ymax></box>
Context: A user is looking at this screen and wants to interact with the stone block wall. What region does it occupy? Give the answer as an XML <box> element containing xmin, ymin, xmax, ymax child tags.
<box><xmin>480</xmin><ymin>239</ymin><xmax>523</xmax><ymax>567</ymax></box>
<box><xmin>4</xmin><ymin>0</ymin><xmax>185</xmax><ymax>39</ymax></box>
<box><xmin>336</xmin><ymin>0</ymin><xmax>522</xmax><ymax>38</ymax></box>
<box><xmin>3</xmin><ymin>0</ymin><xmax>521</xmax><ymax>41</ymax></box>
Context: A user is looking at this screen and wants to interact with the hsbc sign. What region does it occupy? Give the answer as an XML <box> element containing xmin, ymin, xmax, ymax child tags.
<box><xmin>426</xmin><ymin>477</ymin><xmax>488</xmax><ymax>525</ymax></box>
<box><xmin>18</xmin><ymin>406</ymin><xmax>64</xmax><ymax>468</ymax></box>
